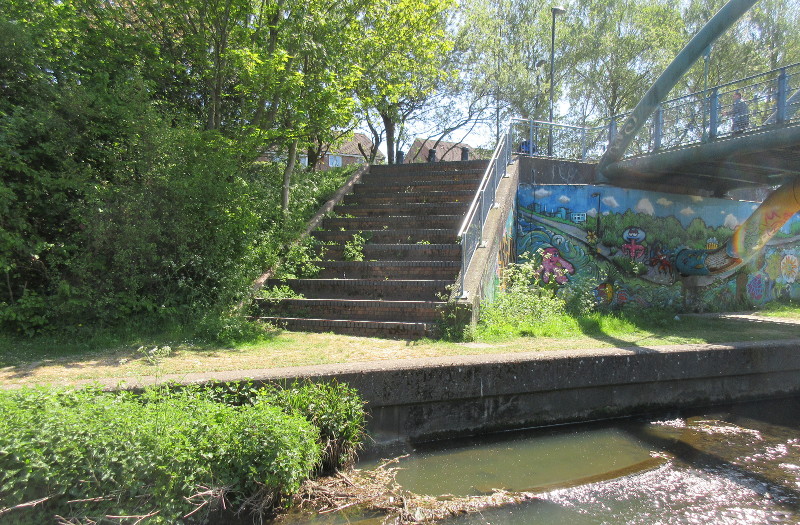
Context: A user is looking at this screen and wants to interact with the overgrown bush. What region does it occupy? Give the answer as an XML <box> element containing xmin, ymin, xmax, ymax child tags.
<box><xmin>0</xmin><ymin>385</ymin><xmax>323</xmax><ymax>524</ymax></box>
<box><xmin>204</xmin><ymin>380</ymin><xmax>367</xmax><ymax>474</ymax></box>
<box><xmin>476</xmin><ymin>255</ymin><xmax>573</xmax><ymax>339</ymax></box>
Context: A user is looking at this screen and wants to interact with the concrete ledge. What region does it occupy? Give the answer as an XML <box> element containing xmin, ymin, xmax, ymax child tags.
<box><xmin>103</xmin><ymin>339</ymin><xmax>800</xmax><ymax>446</ymax></box>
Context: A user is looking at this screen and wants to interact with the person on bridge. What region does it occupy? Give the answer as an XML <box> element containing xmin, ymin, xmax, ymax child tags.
<box><xmin>726</xmin><ymin>90</ymin><xmax>750</xmax><ymax>134</ymax></box>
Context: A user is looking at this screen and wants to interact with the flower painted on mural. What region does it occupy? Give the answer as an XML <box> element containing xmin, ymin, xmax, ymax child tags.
<box><xmin>781</xmin><ymin>254</ymin><xmax>799</xmax><ymax>283</ymax></box>
<box><xmin>585</xmin><ymin>231</ymin><xmax>598</xmax><ymax>245</ymax></box>
<box><xmin>765</xmin><ymin>252</ymin><xmax>783</xmax><ymax>281</ymax></box>
<box><xmin>747</xmin><ymin>273</ymin><xmax>765</xmax><ymax>302</ymax></box>
<box><xmin>538</xmin><ymin>247</ymin><xmax>575</xmax><ymax>285</ymax></box>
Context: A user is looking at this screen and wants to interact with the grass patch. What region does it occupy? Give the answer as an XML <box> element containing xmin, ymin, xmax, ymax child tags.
<box><xmin>3</xmin><ymin>306</ymin><xmax>800</xmax><ymax>388</ymax></box>
<box><xmin>754</xmin><ymin>301</ymin><xmax>800</xmax><ymax>319</ymax></box>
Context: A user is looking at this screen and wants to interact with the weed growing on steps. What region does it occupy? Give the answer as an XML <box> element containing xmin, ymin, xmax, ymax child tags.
<box><xmin>344</xmin><ymin>231</ymin><xmax>370</xmax><ymax>261</ymax></box>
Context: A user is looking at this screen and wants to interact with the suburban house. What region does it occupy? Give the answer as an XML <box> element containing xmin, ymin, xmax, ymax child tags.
<box><xmin>404</xmin><ymin>138</ymin><xmax>473</xmax><ymax>163</ymax></box>
<box><xmin>302</xmin><ymin>133</ymin><xmax>384</xmax><ymax>170</ymax></box>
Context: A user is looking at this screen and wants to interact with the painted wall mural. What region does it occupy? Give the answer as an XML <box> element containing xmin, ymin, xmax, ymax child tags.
<box><xmin>517</xmin><ymin>184</ymin><xmax>800</xmax><ymax>311</ymax></box>
<box><xmin>482</xmin><ymin>200</ymin><xmax>518</xmax><ymax>305</ymax></box>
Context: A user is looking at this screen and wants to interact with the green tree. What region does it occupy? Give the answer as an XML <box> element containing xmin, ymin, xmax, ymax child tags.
<box><xmin>356</xmin><ymin>0</ymin><xmax>456</xmax><ymax>163</ymax></box>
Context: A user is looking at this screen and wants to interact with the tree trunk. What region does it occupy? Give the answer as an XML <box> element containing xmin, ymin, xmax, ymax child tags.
<box><xmin>381</xmin><ymin>112</ymin><xmax>396</xmax><ymax>164</ymax></box>
<box><xmin>282</xmin><ymin>140</ymin><xmax>298</xmax><ymax>215</ymax></box>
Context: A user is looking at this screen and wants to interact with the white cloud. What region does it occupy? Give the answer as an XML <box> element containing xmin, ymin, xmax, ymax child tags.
<box><xmin>602</xmin><ymin>196</ymin><xmax>620</xmax><ymax>208</ymax></box>
<box><xmin>656</xmin><ymin>197</ymin><xmax>673</xmax><ymax>206</ymax></box>
<box><xmin>690</xmin><ymin>195</ymin><xmax>704</xmax><ymax>202</ymax></box>
<box><xmin>534</xmin><ymin>189</ymin><xmax>552</xmax><ymax>198</ymax></box>
<box><xmin>724</xmin><ymin>214</ymin><xmax>740</xmax><ymax>229</ymax></box>
<box><xmin>635</xmin><ymin>198</ymin><xmax>655</xmax><ymax>215</ymax></box>
<box><xmin>680</xmin><ymin>206</ymin><xmax>696</xmax><ymax>216</ymax></box>
<box><xmin>559</xmin><ymin>195</ymin><xmax>571</xmax><ymax>204</ymax></box>
<box><xmin>587</xmin><ymin>208</ymin><xmax>598</xmax><ymax>217</ymax></box>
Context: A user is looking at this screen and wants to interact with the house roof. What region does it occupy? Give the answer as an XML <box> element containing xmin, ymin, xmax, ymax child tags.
<box><xmin>405</xmin><ymin>138</ymin><xmax>473</xmax><ymax>163</ymax></box>
<box><xmin>332</xmin><ymin>133</ymin><xmax>385</xmax><ymax>161</ymax></box>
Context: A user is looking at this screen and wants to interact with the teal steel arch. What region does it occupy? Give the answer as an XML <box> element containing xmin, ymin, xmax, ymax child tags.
<box><xmin>597</xmin><ymin>0</ymin><xmax>759</xmax><ymax>177</ymax></box>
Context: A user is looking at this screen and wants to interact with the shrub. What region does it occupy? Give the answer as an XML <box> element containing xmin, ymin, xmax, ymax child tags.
<box><xmin>260</xmin><ymin>381</ymin><xmax>366</xmax><ymax>473</ymax></box>
<box><xmin>475</xmin><ymin>255</ymin><xmax>570</xmax><ymax>339</ymax></box>
<box><xmin>0</xmin><ymin>385</ymin><xmax>321</xmax><ymax>524</ymax></box>
<box><xmin>205</xmin><ymin>380</ymin><xmax>367</xmax><ymax>474</ymax></box>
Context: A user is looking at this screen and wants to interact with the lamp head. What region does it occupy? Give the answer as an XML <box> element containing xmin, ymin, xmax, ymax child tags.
<box><xmin>552</xmin><ymin>6</ymin><xmax>567</xmax><ymax>16</ymax></box>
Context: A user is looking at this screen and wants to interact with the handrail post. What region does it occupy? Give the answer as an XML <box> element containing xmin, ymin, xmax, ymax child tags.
<box><xmin>777</xmin><ymin>68</ymin><xmax>788</xmax><ymax>124</ymax></box>
<box><xmin>709</xmin><ymin>88</ymin><xmax>719</xmax><ymax>140</ymax></box>
<box><xmin>653</xmin><ymin>105</ymin><xmax>664</xmax><ymax>151</ymax></box>
<box><xmin>580</xmin><ymin>127</ymin><xmax>587</xmax><ymax>160</ymax></box>
<box><xmin>528</xmin><ymin>120</ymin><xmax>534</xmax><ymax>157</ymax></box>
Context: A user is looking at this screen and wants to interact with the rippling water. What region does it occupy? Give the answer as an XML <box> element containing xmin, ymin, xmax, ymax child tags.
<box><xmin>286</xmin><ymin>396</ymin><xmax>800</xmax><ymax>524</ymax></box>
<box><xmin>439</xmin><ymin>396</ymin><xmax>800</xmax><ymax>524</ymax></box>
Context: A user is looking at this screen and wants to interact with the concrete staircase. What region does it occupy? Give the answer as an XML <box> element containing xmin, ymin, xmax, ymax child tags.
<box><xmin>252</xmin><ymin>160</ymin><xmax>488</xmax><ymax>338</ymax></box>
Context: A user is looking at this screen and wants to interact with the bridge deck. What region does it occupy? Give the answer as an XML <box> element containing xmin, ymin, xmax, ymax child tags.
<box><xmin>601</xmin><ymin>123</ymin><xmax>800</xmax><ymax>196</ymax></box>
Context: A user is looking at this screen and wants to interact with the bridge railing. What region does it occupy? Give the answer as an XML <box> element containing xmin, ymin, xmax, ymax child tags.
<box><xmin>509</xmin><ymin>63</ymin><xmax>800</xmax><ymax>163</ymax></box>
<box><xmin>623</xmin><ymin>61</ymin><xmax>800</xmax><ymax>158</ymax></box>
<box><xmin>509</xmin><ymin>118</ymin><xmax>608</xmax><ymax>161</ymax></box>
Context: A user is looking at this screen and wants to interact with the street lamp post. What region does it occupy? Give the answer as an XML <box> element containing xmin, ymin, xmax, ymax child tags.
<box><xmin>548</xmin><ymin>6</ymin><xmax>567</xmax><ymax>157</ymax></box>
<box><xmin>591</xmin><ymin>192</ymin><xmax>601</xmax><ymax>237</ymax></box>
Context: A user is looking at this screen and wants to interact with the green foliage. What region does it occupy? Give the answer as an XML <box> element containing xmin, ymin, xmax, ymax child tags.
<box><xmin>259</xmin><ymin>381</ymin><xmax>367</xmax><ymax>473</ymax></box>
<box><xmin>257</xmin><ymin>285</ymin><xmax>305</xmax><ymax>300</ymax></box>
<box><xmin>275</xmin><ymin>237</ymin><xmax>323</xmax><ymax>280</ymax></box>
<box><xmin>0</xmin><ymin>385</ymin><xmax>322</xmax><ymax>524</ymax></box>
<box><xmin>475</xmin><ymin>255</ymin><xmax>572</xmax><ymax>339</ymax></box>
<box><xmin>343</xmin><ymin>231</ymin><xmax>370</xmax><ymax>262</ymax></box>
<box><xmin>202</xmin><ymin>380</ymin><xmax>367</xmax><ymax>474</ymax></box>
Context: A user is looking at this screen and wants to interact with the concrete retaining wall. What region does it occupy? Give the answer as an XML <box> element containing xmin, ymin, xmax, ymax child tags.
<box><xmin>97</xmin><ymin>339</ymin><xmax>800</xmax><ymax>448</ymax></box>
<box><xmin>219</xmin><ymin>340</ymin><xmax>800</xmax><ymax>447</ymax></box>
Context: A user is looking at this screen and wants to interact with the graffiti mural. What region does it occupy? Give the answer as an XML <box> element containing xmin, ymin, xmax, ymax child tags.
<box><xmin>516</xmin><ymin>184</ymin><xmax>800</xmax><ymax>311</ymax></box>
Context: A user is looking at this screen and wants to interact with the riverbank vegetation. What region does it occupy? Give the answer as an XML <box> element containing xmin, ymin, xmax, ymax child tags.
<box><xmin>0</xmin><ymin>381</ymin><xmax>365</xmax><ymax>524</ymax></box>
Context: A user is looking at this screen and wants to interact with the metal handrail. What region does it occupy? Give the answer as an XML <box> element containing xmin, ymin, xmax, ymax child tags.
<box><xmin>456</xmin><ymin>129</ymin><xmax>512</xmax><ymax>298</ymax></box>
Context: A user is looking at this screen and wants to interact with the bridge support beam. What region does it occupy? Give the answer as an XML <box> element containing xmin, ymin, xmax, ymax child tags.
<box><xmin>597</xmin><ymin>0</ymin><xmax>759</xmax><ymax>181</ymax></box>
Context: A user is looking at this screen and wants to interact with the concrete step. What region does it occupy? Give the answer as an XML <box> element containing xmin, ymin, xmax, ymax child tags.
<box><xmin>316</xmin><ymin>260</ymin><xmax>460</xmax><ymax>279</ymax></box>
<box><xmin>323</xmin><ymin>215</ymin><xmax>461</xmax><ymax>231</ymax></box>
<box><xmin>352</xmin><ymin>179</ymin><xmax>480</xmax><ymax>193</ymax></box>
<box><xmin>316</xmin><ymin>243</ymin><xmax>461</xmax><ymax>262</ymax></box>
<box><xmin>343</xmin><ymin>190</ymin><xmax>474</xmax><ymax>205</ymax></box>
<box><xmin>252</xmin><ymin>316</ymin><xmax>435</xmax><ymax>338</ymax></box>
<box><xmin>264</xmin><ymin>278</ymin><xmax>452</xmax><ymax>301</ymax></box>
<box><xmin>312</xmin><ymin>229</ymin><xmax>456</xmax><ymax>245</ymax></box>
<box><xmin>253</xmin><ymin>298</ymin><xmax>446</xmax><ymax>323</ymax></box>
<box><xmin>333</xmin><ymin>202</ymin><xmax>469</xmax><ymax>217</ymax></box>
<box><xmin>358</xmin><ymin>170</ymin><xmax>483</xmax><ymax>186</ymax></box>
<box><xmin>369</xmin><ymin>160</ymin><xmax>488</xmax><ymax>175</ymax></box>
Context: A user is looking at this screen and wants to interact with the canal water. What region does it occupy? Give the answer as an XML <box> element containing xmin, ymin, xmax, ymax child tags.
<box><xmin>358</xmin><ymin>395</ymin><xmax>800</xmax><ymax>524</ymax></box>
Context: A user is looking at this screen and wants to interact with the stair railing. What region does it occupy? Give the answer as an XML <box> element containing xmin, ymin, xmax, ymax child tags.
<box><xmin>456</xmin><ymin>130</ymin><xmax>512</xmax><ymax>299</ymax></box>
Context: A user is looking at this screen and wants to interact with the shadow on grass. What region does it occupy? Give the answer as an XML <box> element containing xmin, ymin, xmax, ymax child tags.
<box><xmin>0</xmin><ymin>319</ymin><xmax>283</xmax><ymax>379</ymax></box>
<box><xmin>574</xmin><ymin>311</ymin><xmax>800</xmax><ymax>353</ymax></box>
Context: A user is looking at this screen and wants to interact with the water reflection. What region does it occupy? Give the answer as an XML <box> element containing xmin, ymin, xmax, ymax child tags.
<box><xmin>388</xmin><ymin>427</ymin><xmax>659</xmax><ymax>496</ymax></box>
<box><xmin>444</xmin><ymin>396</ymin><xmax>800</xmax><ymax>524</ymax></box>
<box><xmin>286</xmin><ymin>397</ymin><xmax>800</xmax><ymax>524</ymax></box>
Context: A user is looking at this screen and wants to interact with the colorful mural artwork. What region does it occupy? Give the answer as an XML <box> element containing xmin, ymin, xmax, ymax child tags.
<box><xmin>517</xmin><ymin>184</ymin><xmax>800</xmax><ymax>311</ymax></box>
